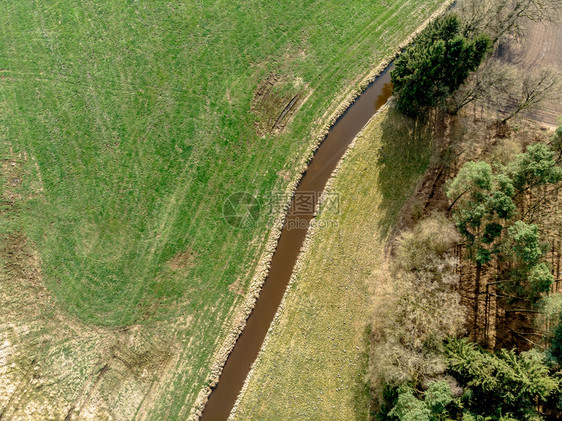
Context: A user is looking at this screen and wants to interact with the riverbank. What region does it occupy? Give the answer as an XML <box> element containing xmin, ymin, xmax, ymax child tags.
<box><xmin>195</xmin><ymin>1</ymin><xmax>454</xmax><ymax>419</ymax></box>
<box><xmin>231</xmin><ymin>105</ymin><xmax>434</xmax><ymax>419</ymax></box>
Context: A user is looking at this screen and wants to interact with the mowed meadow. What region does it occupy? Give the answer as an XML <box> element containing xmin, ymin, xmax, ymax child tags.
<box><xmin>0</xmin><ymin>0</ymin><xmax>446</xmax><ymax>418</ymax></box>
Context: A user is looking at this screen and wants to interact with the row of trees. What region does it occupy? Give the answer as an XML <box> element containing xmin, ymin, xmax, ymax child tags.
<box><xmin>369</xmin><ymin>216</ymin><xmax>463</xmax><ymax>415</ymax></box>
<box><xmin>389</xmin><ymin>339</ymin><xmax>560</xmax><ymax>420</ymax></box>
<box><xmin>373</xmin><ymin>138</ymin><xmax>562</xmax><ymax>416</ymax></box>
<box><xmin>371</xmin><ymin>215</ymin><xmax>562</xmax><ymax>420</ymax></box>
<box><xmin>458</xmin><ymin>0</ymin><xmax>561</xmax><ymax>43</ymax></box>
<box><xmin>391</xmin><ymin>0</ymin><xmax>561</xmax><ymax>119</ymax></box>
<box><xmin>446</xmin><ymin>141</ymin><xmax>562</xmax><ymax>319</ymax></box>
<box><xmin>373</xmin><ymin>1</ymin><xmax>562</xmax><ymax>419</ymax></box>
<box><xmin>449</xmin><ymin>61</ymin><xmax>560</xmax><ymax>120</ymax></box>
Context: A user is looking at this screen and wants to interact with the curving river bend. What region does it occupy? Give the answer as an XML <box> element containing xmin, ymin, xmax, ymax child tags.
<box><xmin>201</xmin><ymin>65</ymin><xmax>394</xmax><ymax>421</ymax></box>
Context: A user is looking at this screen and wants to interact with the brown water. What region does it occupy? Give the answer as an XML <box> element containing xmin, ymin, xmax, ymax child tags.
<box><xmin>201</xmin><ymin>65</ymin><xmax>394</xmax><ymax>421</ymax></box>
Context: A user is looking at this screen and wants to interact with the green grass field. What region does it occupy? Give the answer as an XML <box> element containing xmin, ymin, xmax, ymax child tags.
<box><xmin>1</xmin><ymin>1</ymin><xmax>446</xmax><ymax>418</ymax></box>
<box><xmin>233</xmin><ymin>105</ymin><xmax>433</xmax><ymax>420</ymax></box>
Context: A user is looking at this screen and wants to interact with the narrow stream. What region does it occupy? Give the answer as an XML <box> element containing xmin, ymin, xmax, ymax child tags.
<box><xmin>201</xmin><ymin>64</ymin><xmax>394</xmax><ymax>421</ymax></box>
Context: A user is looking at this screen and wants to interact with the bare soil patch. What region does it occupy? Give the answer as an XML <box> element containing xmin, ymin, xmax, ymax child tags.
<box><xmin>167</xmin><ymin>249</ymin><xmax>196</xmax><ymax>271</ymax></box>
<box><xmin>497</xmin><ymin>19</ymin><xmax>562</xmax><ymax>125</ymax></box>
<box><xmin>252</xmin><ymin>73</ymin><xmax>311</xmax><ymax>137</ymax></box>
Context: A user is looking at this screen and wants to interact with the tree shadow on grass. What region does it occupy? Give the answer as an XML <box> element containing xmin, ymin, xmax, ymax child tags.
<box><xmin>375</xmin><ymin>107</ymin><xmax>433</xmax><ymax>238</ymax></box>
<box><xmin>351</xmin><ymin>323</ymin><xmax>375</xmax><ymax>421</ymax></box>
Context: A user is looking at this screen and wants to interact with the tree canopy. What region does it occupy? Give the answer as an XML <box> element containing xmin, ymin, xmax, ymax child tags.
<box><xmin>387</xmin><ymin>340</ymin><xmax>560</xmax><ymax>421</ymax></box>
<box><xmin>391</xmin><ymin>14</ymin><xmax>491</xmax><ymax>117</ymax></box>
<box><xmin>446</xmin><ymin>141</ymin><xmax>560</xmax><ymax>300</ymax></box>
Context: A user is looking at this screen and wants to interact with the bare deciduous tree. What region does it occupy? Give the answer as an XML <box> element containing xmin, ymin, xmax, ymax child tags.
<box><xmin>498</xmin><ymin>67</ymin><xmax>560</xmax><ymax>123</ymax></box>
<box><xmin>369</xmin><ymin>216</ymin><xmax>463</xmax><ymax>403</ymax></box>
<box><xmin>453</xmin><ymin>61</ymin><xmax>561</xmax><ymax>122</ymax></box>
<box><xmin>448</xmin><ymin>59</ymin><xmax>511</xmax><ymax>114</ymax></box>
<box><xmin>460</xmin><ymin>0</ymin><xmax>561</xmax><ymax>43</ymax></box>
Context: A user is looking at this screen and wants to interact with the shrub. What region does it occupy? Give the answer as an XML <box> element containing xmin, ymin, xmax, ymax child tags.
<box><xmin>370</xmin><ymin>215</ymin><xmax>463</xmax><ymax>401</ymax></box>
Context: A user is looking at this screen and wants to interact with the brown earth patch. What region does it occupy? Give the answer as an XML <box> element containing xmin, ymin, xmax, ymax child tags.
<box><xmin>252</xmin><ymin>73</ymin><xmax>310</xmax><ymax>137</ymax></box>
<box><xmin>276</xmin><ymin>169</ymin><xmax>291</xmax><ymax>182</ymax></box>
<box><xmin>497</xmin><ymin>19</ymin><xmax>562</xmax><ymax>125</ymax></box>
<box><xmin>1</xmin><ymin>153</ymin><xmax>24</xmax><ymax>203</ymax></box>
<box><xmin>167</xmin><ymin>249</ymin><xmax>196</xmax><ymax>271</ymax></box>
<box><xmin>1</xmin><ymin>149</ymin><xmax>45</xmax><ymax>203</ymax></box>
<box><xmin>0</xmin><ymin>154</ymin><xmax>181</xmax><ymax>420</ymax></box>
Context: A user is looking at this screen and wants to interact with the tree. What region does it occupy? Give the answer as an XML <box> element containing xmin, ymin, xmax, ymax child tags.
<box><xmin>446</xmin><ymin>144</ymin><xmax>562</xmax><ymax>338</ymax></box>
<box><xmin>509</xmin><ymin>142</ymin><xmax>562</xmax><ymax>223</ymax></box>
<box><xmin>389</xmin><ymin>381</ymin><xmax>454</xmax><ymax>421</ymax></box>
<box><xmin>501</xmin><ymin>221</ymin><xmax>554</xmax><ymax>299</ymax></box>
<box><xmin>541</xmin><ymin>294</ymin><xmax>562</xmax><ymax>364</ymax></box>
<box><xmin>446</xmin><ymin>338</ymin><xmax>560</xmax><ymax>419</ymax></box>
<box><xmin>389</xmin><ymin>389</ymin><xmax>432</xmax><ymax>421</ymax></box>
<box><xmin>382</xmin><ymin>325</ymin><xmax>561</xmax><ymax>420</ymax></box>
<box><xmin>446</xmin><ymin>161</ymin><xmax>514</xmax><ymax>263</ymax></box>
<box><xmin>498</xmin><ymin>68</ymin><xmax>560</xmax><ymax>124</ymax></box>
<box><xmin>391</xmin><ymin>14</ymin><xmax>491</xmax><ymax>117</ymax></box>
<box><xmin>552</xmin><ymin>126</ymin><xmax>562</xmax><ymax>159</ymax></box>
<box><xmin>459</xmin><ymin>0</ymin><xmax>561</xmax><ymax>43</ymax></box>
<box><xmin>507</xmin><ymin>221</ymin><xmax>545</xmax><ymax>265</ymax></box>
<box><xmin>509</xmin><ymin>143</ymin><xmax>562</xmax><ymax>194</ymax></box>
<box><xmin>448</xmin><ymin>143</ymin><xmax>561</xmax><ymax>276</ymax></box>
<box><xmin>447</xmin><ymin>51</ymin><xmax>560</xmax><ymax>120</ymax></box>
<box><xmin>370</xmin><ymin>216</ymin><xmax>463</xmax><ymax>401</ymax></box>
<box><xmin>447</xmin><ymin>162</ymin><xmax>517</xmax><ymax>329</ymax></box>
<box><xmin>448</xmin><ymin>58</ymin><xmax>511</xmax><ymax>114</ymax></box>
<box><xmin>550</xmin><ymin>321</ymin><xmax>562</xmax><ymax>364</ymax></box>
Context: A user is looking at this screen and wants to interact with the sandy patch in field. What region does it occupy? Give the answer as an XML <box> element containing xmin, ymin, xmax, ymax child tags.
<box><xmin>0</xmin><ymin>150</ymin><xmax>181</xmax><ymax>420</ymax></box>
